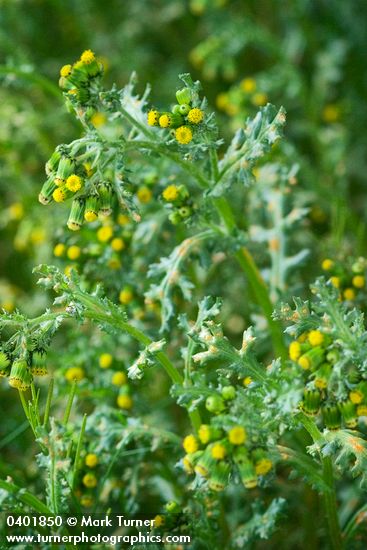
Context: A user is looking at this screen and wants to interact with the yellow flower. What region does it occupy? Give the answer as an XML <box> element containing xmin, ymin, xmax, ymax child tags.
<box><xmin>243</xmin><ymin>376</ymin><xmax>252</xmax><ymax>387</ymax></box>
<box><xmin>321</xmin><ymin>259</ymin><xmax>334</xmax><ymax>271</ymax></box>
<box><xmin>216</xmin><ymin>92</ymin><xmax>229</xmax><ymax>110</ymax></box>
<box><xmin>65</xmin><ymin>367</ymin><xmax>85</xmax><ymax>382</ymax></box>
<box><xmin>353</xmin><ymin>275</ymin><xmax>365</xmax><ymax>289</ymax></box>
<box><xmin>350</xmin><ymin>390</ymin><xmax>363</xmax><ymax>404</ymax></box>
<box><xmin>30</xmin><ymin>228</ymin><xmax>46</xmax><ymax>245</ymax></box>
<box><xmin>198</xmin><ymin>424</ymin><xmax>211</xmax><ymax>444</ymax></box>
<box><xmin>251</xmin><ymin>92</ymin><xmax>268</xmax><ymax>106</ymax></box>
<box><xmin>175</xmin><ymin>126</ymin><xmax>193</xmax><ymax>145</ymax></box>
<box><xmin>228</xmin><ymin>426</ymin><xmax>246</xmax><ymax>445</ymax></box>
<box><xmin>357</xmin><ymin>405</ymin><xmax>367</xmax><ymax>416</ymax></box>
<box><xmin>330</xmin><ymin>276</ymin><xmax>340</xmax><ymax>288</ymax></box>
<box><xmin>147</xmin><ymin>110</ymin><xmax>159</xmax><ymax>126</ymax></box>
<box><xmin>322</xmin><ymin>104</ymin><xmax>340</xmax><ymax>123</ymax></box>
<box><xmin>117</xmin><ymin>394</ymin><xmax>133</xmax><ymax>409</ymax></box>
<box><xmin>91</xmin><ymin>112</ymin><xmax>106</xmax><ymax>127</ymax></box>
<box><xmin>211</xmin><ymin>443</ymin><xmax>226</xmax><ymax>460</ymax></box>
<box><xmin>240</xmin><ymin>77</ymin><xmax>256</xmax><ymax>93</ymax></box>
<box><xmin>82</xmin><ymin>473</ymin><xmax>97</xmax><ymax>488</ymax></box>
<box><xmin>183</xmin><ymin>434</ymin><xmax>199</xmax><ymax>454</ymax></box>
<box><xmin>255</xmin><ymin>458</ymin><xmax>273</xmax><ymax>475</ymax></box>
<box><xmin>85</xmin><ymin>210</ymin><xmax>98</xmax><ymax>222</ymax></box>
<box><xmin>187</xmin><ymin>108</ymin><xmax>204</xmax><ymax>124</ymax></box>
<box><xmin>118</xmin><ymin>214</ymin><xmax>130</xmax><ymax>225</ymax></box>
<box><xmin>137</xmin><ymin>186</ymin><xmax>152</xmax><ymax>203</ymax></box>
<box><xmin>289</xmin><ymin>341</ymin><xmax>301</xmax><ymax>361</ymax></box>
<box><xmin>153</xmin><ymin>515</ymin><xmax>165</xmax><ymax>528</ymax></box>
<box><xmin>97</xmin><ymin>225</ymin><xmax>113</xmax><ymax>242</ymax></box>
<box><xmin>85</xmin><ymin>453</ymin><xmax>98</xmax><ymax>468</ymax></box>
<box><xmin>54</xmin><ymin>243</ymin><xmax>66</xmax><ymax>257</ymax></box>
<box><xmin>162</xmin><ymin>184</ymin><xmax>179</xmax><ymax>202</ymax></box>
<box><xmin>119</xmin><ymin>288</ymin><xmax>134</xmax><ymax>305</ymax></box>
<box><xmin>53</xmin><ymin>188</ymin><xmax>67</xmax><ymax>203</ymax></box>
<box><xmin>67</xmin><ymin>245</ymin><xmax>81</xmax><ymax>260</ymax></box>
<box><xmin>112</xmin><ymin>371</ymin><xmax>127</xmax><ymax>386</ymax></box>
<box><xmin>159</xmin><ymin>114</ymin><xmax>170</xmax><ymax>128</ymax></box>
<box><xmin>315</xmin><ymin>377</ymin><xmax>327</xmax><ymax>390</ymax></box>
<box><xmin>9</xmin><ymin>202</ymin><xmax>24</xmax><ymax>220</ymax></box>
<box><xmin>80</xmin><ymin>49</ymin><xmax>95</xmax><ymax>64</ymax></box>
<box><xmin>298</xmin><ymin>333</ymin><xmax>308</xmax><ymax>343</ymax></box>
<box><xmin>308</xmin><ymin>330</ymin><xmax>324</xmax><ymax>347</ymax></box>
<box><xmin>66</xmin><ymin>174</ymin><xmax>82</xmax><ymax>192</ymax></box>
<box><xmin>298</xmin><ymin>356</ymin><xmax>310</xmax><ymax>370</ymax></box>
<box><xmin>80</xmin><ymin>495</ymin><xmax>94</xmax><ymax>507</ymax></box>
<box><xmin>111</xmin><ymin>238</ymin><xmax>125</xmax><ymax>252</ymax></box>
<box><xmin>344</xmin><ymin>288</ymin><xmax>356</xmax><ymax>301</ymax></box>
<box><xmin>99</xmin><ymin>353</ymin><xmax>113</xmax><ymax>369</ymax></box>
<box><xmin>60</xmin><ymin>64</ymin><xmax>72</xmax><ymax>77</ymax></box>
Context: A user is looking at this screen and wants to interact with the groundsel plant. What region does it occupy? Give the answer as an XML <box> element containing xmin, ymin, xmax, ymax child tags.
<box><xmin>1</xmin><ymin>50</ymin><xmax>367</xmax><ymax>548</ymax></box>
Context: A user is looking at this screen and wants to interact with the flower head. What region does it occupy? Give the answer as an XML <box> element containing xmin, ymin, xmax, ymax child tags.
<box><xmin>112</xmin><ymin>371</ymin><xmax>127</xmax><ymax>386</ymax></box>
<box><xmin>228</xmin><ymin>426</ymin><xmax>246</xmax><ymax>445</ymax></box>
<box><xmin>162</xmin><ymin>184</ymin><xmax>179</xmax><ymax>202</ymax></box>
<box><xmin>82</xmin><ymin>473</ymin><xmax>97</xmax><ymax>488</ymax></box>
<box><xmin>80</xmin><ymin>49</ymin><xmax>95</xmax><ymax>64</ymax></box>
<box><xmin>137</xmin><ymin>186</ymin><xmax>152</xmax><ymax>203</ymax></box>
<box><xmin>85</xmin><ymin>453</ymin><xmax>98</xmax><ymax>468</ymax></box>
<box><xmin>147</xmin><ymin>110</ymin><xmax>159</xmax><ymax>126</ymax></box>
<box><xmin>187</xmin><ymin>108</ymin><xmax>204</xmax><ymax>124</ymax></box>
<box><xmin>211</xmin><ymin>443</ymin><xmax>227</xmax><ymax>460</ymax></box>
<box><xmin>308</xmin><ymin>330</ymin><xmax>324</xmax><ymax>347</ymax></box>
<box><xmin>60</xmin><ymin>64</ymin><xmax>72</xmax><ymax>77</ymax></box>
<box><xmin>289</xmin><ymin>341</ymin><xmax>301</xmax><ymax>361</ymax></box>
<box><xmin>117</xmin><ymin>394</ymin><xmax>133</xmax><ymax>409</ymax></box>
<box><xmin>65</xmin><ymin>367</ymin><xmax>85</xmax><ymax>382</ymax></box>
<box><xmin>54</xmin><ymin>243</ymin><xmax>66</xmax><ymax>257</ymax></box>
<box><xmin>97</xmin><ymin>225</ymin><xmax>113</xmax><ymax>242</ymax></box>
<box><xmin>353</xmin><ymin>275</ymin><xmax>365</xmax><ymax>288</ymax></box>
<box><xmin>119</xmin><ymin>287</ymin><xmax>133</xmax><ymax>305</ymax></box>
<box><xmin>99</xmin><ymin>353</ymin><xmax>113</xmax><ymax>369</ymax></box>
<box><xmin>66</xmin><ymin>175</ymin><xmax>82</xmax><ymax>192</ymax></box>
<box><xmin>183</xmin><ymin>434</ymin><xmax>199</xmax><ymax>454</ymax></box>
<box><xmin>67</xmin><ymin>245</ymin><xmax>81</xmax><ymax>260</ymax></box>
<box><xmin>175</xmin><ymin>126</ymin><xmax>193</xmax><ymax>145</ymax></box>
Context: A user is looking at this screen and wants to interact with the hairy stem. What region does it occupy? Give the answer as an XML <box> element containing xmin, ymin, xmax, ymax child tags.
<box><xmin>298</xmin><ymin>413</ymin><xmax>343</xmax><ymax>550</ymax></box>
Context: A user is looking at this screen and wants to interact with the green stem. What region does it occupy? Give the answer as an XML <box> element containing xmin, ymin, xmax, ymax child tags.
<box><xmin>63</xmin><ymin>380</ymin><xmax>77</xmax><ymax>425</ymax></box>
<box><xmin>43</xmin><ymin>378</ymin><xmax>54</xmax><ymax>427</ymax></box>
<box><xmin>18</xmin><ymin>390</ymin><xmax>36</xmax><ymax>437</ymax></box>
<box><xmin>72</xmin><ymin>413</ymin><xmax>87</xmax><ymax>490</ymax></box>
<box><xmin>298</xmin><ymin>413</ymin><xmax>343</xmax><ymax>550</ymax></box>
<box><xmin>214</xmin><ymin>197</ymin><xmax>287</xmax><ymax>360</ymax></box>
<box><xmin>322</xmin><ymin>456</ymin><xmax>343</xmax><ymax>550</ymax></box>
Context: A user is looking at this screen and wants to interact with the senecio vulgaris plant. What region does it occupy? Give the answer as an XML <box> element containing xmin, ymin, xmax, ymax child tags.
<box><xmin>1</xmin><ymin>49</ymin><xmax>367</xmax><ymax>549</ymax></box>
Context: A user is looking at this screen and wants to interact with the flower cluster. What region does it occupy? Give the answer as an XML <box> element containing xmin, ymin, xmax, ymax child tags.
<box><xmin>58</xmin><ymin>49</ymin><xmax>103</xmax><ymax>107</ymax></box>
<box><xmin>0</xmin><ymin>349</ymin><xmax>48</xmax><ymax>391</ymax></box>
<box><xmin>284</xmin><ymin>270</ymin><xmax>367</xmax><ymax>430</ymax></box>
<box><xmin>161</xmin><ymin>183</ymin><xmax>195</xmax><ymax>224</ymax></box>
<box><xmin>39</xmin><ymin>147</ymin><xmax>117</xmax><ymax>231</ymax></box>
<box><xmin>182</xmin><ymin>417</ymin><xmax>273</xmax><ymax>492</ymax></box>
<box><xmin>321</xmin><ymin>256</ymin><xmax>367</xmax><ymax>303</ymax></box>
<box><xmin>147</xmin><ymin>86</ymin><xmax>205</xmax><ymax>144</ymax></box>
